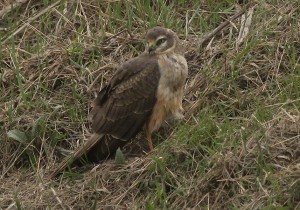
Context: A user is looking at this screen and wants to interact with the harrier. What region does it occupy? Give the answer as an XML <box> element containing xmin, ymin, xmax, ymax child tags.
<box><xmin>51</xmin><ymin>27</ymin><xmax>188</xmax><ymax>177</ymax></box>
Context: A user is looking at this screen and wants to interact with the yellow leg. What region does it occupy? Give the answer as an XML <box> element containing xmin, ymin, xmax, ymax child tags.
<box><xmin>146</xmin><ymin>129</ymin><xmax>154</xmax><ymax>151</ymax></box>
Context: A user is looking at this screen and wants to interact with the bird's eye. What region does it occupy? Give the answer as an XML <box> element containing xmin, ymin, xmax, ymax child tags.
<box><xmin>156</xmin><ymin>38</ymin><xmax>166</xmax><ymax>46</ymax></box>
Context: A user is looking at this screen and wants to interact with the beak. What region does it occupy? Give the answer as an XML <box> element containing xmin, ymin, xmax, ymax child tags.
<box><xmin>148</xmin><ymin>41</ymin><xmax>156</xmax><ymax>54</ymax></box>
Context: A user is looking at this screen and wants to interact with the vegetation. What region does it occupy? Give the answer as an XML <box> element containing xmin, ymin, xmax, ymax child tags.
<box><xmin>1</xmin><ymin>0</ymin><xmax>299</xmax><ymax>209</ymax></box>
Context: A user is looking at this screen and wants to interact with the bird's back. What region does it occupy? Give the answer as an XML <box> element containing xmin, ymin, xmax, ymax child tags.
<box><xmin>71</xmin><ymin>54</ymin><xmax>161</xmax><ymax>164</ymax></box>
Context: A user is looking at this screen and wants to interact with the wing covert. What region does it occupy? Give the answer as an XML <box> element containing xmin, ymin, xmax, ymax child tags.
<box><xmin>91</xmin><ymin>54</ymin><xmax>160</xmax><ymax>140</ymax></box>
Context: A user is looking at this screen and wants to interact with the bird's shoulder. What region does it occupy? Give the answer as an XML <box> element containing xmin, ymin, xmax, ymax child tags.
<box><xmin>91</xmin><ymin>52</ymin><xmax>162</xmax><ymax>138</ymax></box>
<box><xmin>94</xmin><ymin>53</ymin><xmax>160</xmax><ymax>106</ymax></box>
<box><xmin>111</xmin><ymin>52</ymin><xmax>159</xmax><ymax>86</ymax></box>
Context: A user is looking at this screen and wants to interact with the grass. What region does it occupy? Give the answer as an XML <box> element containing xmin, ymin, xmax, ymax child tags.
<box><xmin>1</xmin><ymin>0</ymin><xmax>300</xmax><ymax>209</ymax></box>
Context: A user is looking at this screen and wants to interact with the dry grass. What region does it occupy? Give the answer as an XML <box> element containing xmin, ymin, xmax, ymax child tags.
<box><xmin>1</xmin><ymin>0</ymin><xmax>300</xmax><ymax>209</ymax></box>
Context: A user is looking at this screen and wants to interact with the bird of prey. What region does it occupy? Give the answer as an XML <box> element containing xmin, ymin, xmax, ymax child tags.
<box><xmin>50</xmin><ymin>26</ymin><xmax>188</xmax><ymax>178</ymax></box>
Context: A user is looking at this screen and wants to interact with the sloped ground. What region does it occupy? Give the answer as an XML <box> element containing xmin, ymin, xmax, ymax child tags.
<box><xmin>0</xmin><ymin>0</ymin><xmax>299</xmax><ymax>209</ymax></box>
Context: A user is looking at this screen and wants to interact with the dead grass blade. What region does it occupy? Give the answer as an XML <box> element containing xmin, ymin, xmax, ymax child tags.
<box><xmin>0</xmin><ymin>0</ymin><xmax>28</xmax><ymax>19</ymax></box>
<box><xmin>2</xmin><ymin>0</ymin><xmax>61</xmax><ymax>44</ymax></box>
<box><xmin>236</xmin><ymin>7</ymin><xmax>255</xmax><ymax>48</ymax></box>
<box><xmin>198</xmin><ymin>9</ymin><xmax>245</xmax><ymax>49</ymax></box>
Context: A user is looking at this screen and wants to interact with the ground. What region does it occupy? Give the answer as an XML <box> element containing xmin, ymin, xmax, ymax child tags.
<box><xmin>0</xmin><ymin>0</ymin><xmax>300</xmax><ymax>209</ymax></box>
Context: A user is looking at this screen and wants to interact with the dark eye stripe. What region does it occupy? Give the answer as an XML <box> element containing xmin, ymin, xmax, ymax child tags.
<box><xmin>156</xmin><ymin>38</ymin><xmax>166</xmax><ymax>46</ymax></box>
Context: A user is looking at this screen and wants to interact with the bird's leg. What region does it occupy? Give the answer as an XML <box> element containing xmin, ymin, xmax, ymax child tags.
<box><xmin>145</xmin><ymin>129</ymin><xmax>154</xmax><ymax>151</ymax></box>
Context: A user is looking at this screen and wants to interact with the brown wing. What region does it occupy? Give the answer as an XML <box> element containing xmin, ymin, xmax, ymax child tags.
<box><xmin>86</xmin><ymin>53</ymin><xmax>161</xmax><ymax>161</ymax></box>
<box><xmin>91</xmin><ymin>53</ymin><xmax>161</xmax><ymax>140</ymax></box>
<box><xmin>50</xmin><ymin>54</ymin><xmax>160</xmax><ymax>178</ymax></box>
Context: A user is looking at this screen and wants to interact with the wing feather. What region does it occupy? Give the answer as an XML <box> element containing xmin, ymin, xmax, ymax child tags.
<box><xmin>92</xmin><ymin>53</ymin><xmax>160</xmax><ymax>141</ymax></box>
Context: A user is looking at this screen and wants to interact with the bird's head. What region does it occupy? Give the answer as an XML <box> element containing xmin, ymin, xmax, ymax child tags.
<box><xmin>145</xmin><ymin>26</ymin><xmax>180</xmax><ymax>55</ymax></box>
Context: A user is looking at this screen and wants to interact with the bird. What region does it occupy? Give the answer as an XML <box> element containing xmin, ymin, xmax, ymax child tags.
<box><xmin>50</xmin><ymin>26</ymin><xmax>188</xmax><ymax>178</ymax></box>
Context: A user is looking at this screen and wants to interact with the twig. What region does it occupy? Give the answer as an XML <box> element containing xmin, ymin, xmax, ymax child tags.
<box><xmin>102</xmin><ymin>29</ymin><xmax>130</xmax><ymax>43</ymax></box>
<box><xmin>184</xmin><ymin>9</ymin><xmax>248</xmax><ymax>116</ymax></box>
<box><xmin>198</xmin><ymin>9</ymin><xmax>245</xmax><ymax>49</ymax></box>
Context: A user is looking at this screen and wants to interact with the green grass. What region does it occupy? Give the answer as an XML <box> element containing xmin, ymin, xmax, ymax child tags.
<box><xmin>1</xmin><ymin>0</ymin><xmax>300</xmax><ymax>209</ymax></box>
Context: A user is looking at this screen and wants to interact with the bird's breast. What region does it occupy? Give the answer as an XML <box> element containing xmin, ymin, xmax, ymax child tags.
<box><xmin>146</xmin><ymin>53</ymin><xmax>188</xmax><ymax>132</ymax></box>
<box><xmin>157</xmin><ymin>53</ymin><xmax>188</xmax><ymax>100</ymax></box>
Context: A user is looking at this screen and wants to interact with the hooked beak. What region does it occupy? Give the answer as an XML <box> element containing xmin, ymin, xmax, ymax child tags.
<box><xmin>148</xmin><ymin>41</ymin><xmax>156</xmax><ymax>54</ymax></box>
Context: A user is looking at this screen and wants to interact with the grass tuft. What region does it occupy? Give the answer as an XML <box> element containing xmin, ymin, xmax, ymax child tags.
<box><xmin>0</xmin><ymin>0</ymin><xmax>299</xmax><ymax>209</ymax></box>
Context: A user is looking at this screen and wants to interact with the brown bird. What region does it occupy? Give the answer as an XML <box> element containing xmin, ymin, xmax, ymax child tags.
<box><xmin>50</xmin><ymin>26</ymin><xmax>188</xmax><ymax>178</ymax></box>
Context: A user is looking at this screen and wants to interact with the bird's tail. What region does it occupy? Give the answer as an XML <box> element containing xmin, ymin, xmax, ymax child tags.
<box><xmin>50</xmin><ymin>133</ymin><xmax>103</xmax><ymax>178</ymax></box>
<box><xmin>50</xmin><ymin>133</ymin><xmax>128</xmax><ymax>178</ymax></box>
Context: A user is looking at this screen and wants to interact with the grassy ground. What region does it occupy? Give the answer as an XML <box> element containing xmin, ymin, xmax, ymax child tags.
<box><xmin>1</xmin><ymin>0</ymin><xmax>300</xmax><ymax>209</ymax></box>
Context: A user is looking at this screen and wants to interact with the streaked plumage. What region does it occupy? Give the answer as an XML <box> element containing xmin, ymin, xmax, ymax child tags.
<box><xmin>50</xmin><ymin>27</ymin><xmax>188</xmax><ymax>178</ymax></box>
